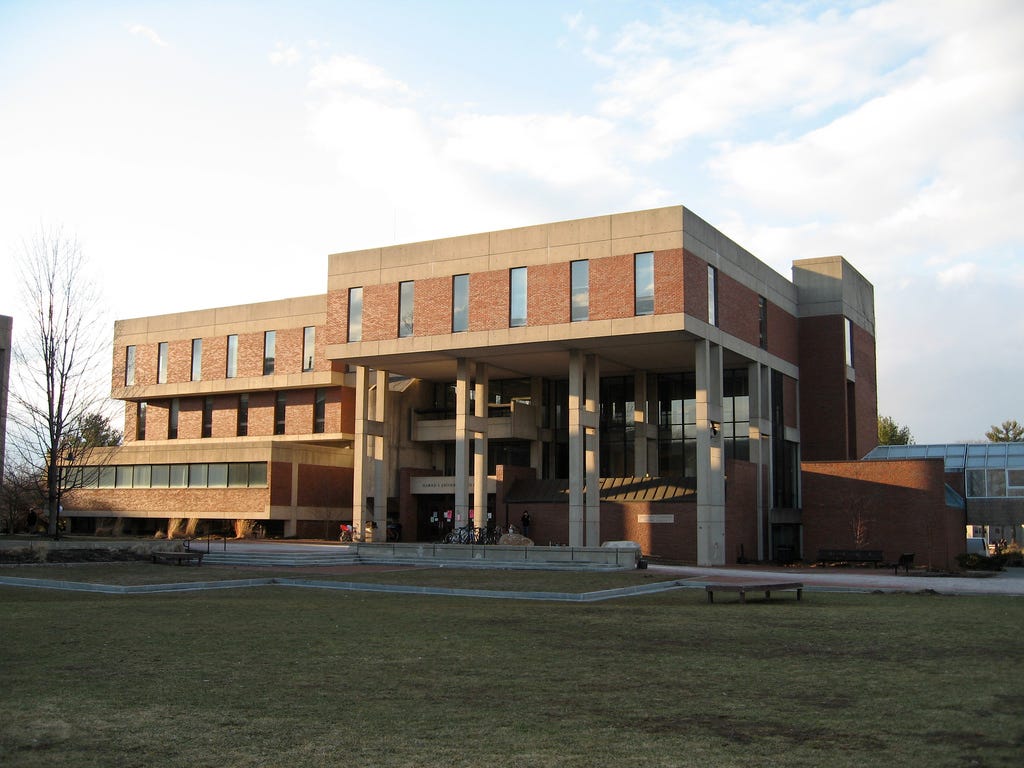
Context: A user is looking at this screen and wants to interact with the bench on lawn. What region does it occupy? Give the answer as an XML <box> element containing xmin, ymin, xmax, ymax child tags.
<box><xmin>817</xmin><ymin>549</ymin><xmax>884</xmax><ymax>567</ymax></box>
<box><xmin>705</xmin><ymin>582</ymin><xmax>803</xmax><ymax>604</ymax></box>
<box><xmin>151</xmin><ymin>550</ymin><xmax>204</xmax><ymax>566</ymax></box>
<box><xmin>893</xmin><ymin>552</ymin><xmax>915</xmax><ymax>575</ymax></box>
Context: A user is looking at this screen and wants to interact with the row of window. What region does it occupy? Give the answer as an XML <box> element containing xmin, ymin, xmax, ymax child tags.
<box><xmin>73</xmin><ymin>462</ymin><xmax>268</xmax><ymax>489</ymax></box>
<box><xmin>125</xmin><ymin>327</ymin><xmax>317</xmax><ymax>386</ymax></box>
<box><xmin>965</xmin><ymin>468</ymin><xmax>1024</xmax><ymax>498</ymax></box>
<box><xmin>345</xmin><ymin>256</ymin><xmax>763</xmax><ymax>344</ymax></box>
<box><xmin>135</xmin><ymin>389</ymin><xmax>329</xmax><ymax>440</ymax></box>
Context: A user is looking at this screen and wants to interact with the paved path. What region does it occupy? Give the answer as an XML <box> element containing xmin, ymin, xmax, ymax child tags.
<box><xmin>649</xmin><ymin>563</ymin><xmax>1024</xmax><ymax>597</ymax></box>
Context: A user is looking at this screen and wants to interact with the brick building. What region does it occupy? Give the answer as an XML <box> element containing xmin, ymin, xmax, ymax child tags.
<box><xmin>64</xmin><ymin>206</ymin><xmax>962</xmax><ymax>566</ymax></box>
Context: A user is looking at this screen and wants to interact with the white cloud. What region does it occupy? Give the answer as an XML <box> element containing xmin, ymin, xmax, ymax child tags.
<box><xmin>126</xmin><ymin>23</ymin><xmax>168</xmax><ymax>48</ymax></box>
<box><xmin>270</xmin><ymin>43</ymin><xmax>301</xmax><ymax>67</ymax></box>
<box><xmin>937</xmin><ymin>262</ymin><xmax>977</xmax><ymax>287</ymax></box>
<box><xmin>444</xmin><ymin>113</ymin><xmax>624</xmax><ymax>187</ymax></box>
<box><xmin>309</xmin><ymin>54</ymin><xmax>409</xmax><ymax>94</ymax></box>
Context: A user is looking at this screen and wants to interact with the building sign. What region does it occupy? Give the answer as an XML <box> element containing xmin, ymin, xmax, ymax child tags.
<box><xmin>638</xmin><ymin>514</ymin><xmax>674</xmax><ymax>524</ymax></box>
<box><xmin>410</xmin><ymin>476</ymin><xmax>498</xmax><ymax>495</ymax></box>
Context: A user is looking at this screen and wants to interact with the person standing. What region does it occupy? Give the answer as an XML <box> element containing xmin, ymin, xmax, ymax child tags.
<box><xmin>521</xmin><ymin>510</ymin><xmax>531</xmax><ymax>538</ymax></box>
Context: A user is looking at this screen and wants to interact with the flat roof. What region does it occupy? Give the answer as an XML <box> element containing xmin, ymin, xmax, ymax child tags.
<box><xmin>865</xmin><ymin>443</ymin><xmax>1024</xmax><ymax>470</ymax></box>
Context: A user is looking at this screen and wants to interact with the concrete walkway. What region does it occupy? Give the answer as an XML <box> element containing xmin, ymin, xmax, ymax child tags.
<box><xmin>3</xmin><ymin>537</ymin><xmax>1022</xmax><ymax>598</ymax></box>
<box><xmin>651</xmin><ymin>563</ymin><xmax>1024</xmax><ymax>597</ymax></box>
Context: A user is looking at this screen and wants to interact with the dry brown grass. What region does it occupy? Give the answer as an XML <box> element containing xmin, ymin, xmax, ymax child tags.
<box><xmin>0</xmin><ymin>574</ymin><xmax>1022</xmax><ymax>767</ymax></box>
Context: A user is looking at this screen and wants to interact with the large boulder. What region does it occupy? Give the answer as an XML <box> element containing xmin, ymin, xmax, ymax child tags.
<box><xmin>498</xmin><ymin>532</ymin><xmax>534</xmax><ymax>546</ymax></box>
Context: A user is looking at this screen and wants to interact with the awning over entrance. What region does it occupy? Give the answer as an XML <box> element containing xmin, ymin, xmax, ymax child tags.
<box><xmin>504</xmin><ymin>475</ymin><xmax>697</xmax><ymax>504</ymax></box>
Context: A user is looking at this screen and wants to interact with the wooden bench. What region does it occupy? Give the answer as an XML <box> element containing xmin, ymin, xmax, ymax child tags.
<box><xmin>893</xmin><ymin>552</ymin><xmax>915</xmax><ymax>575</ymax></box>
<box><xmin>151</xmin><ymin>551</ymin><xmax>204</xmax><ymax>566</ymax></box>
<box><xmin>705</xmin><ymin>582</ymin><xmax>803</xmax><ymax>604</ymax></box>
<box><xmin>817</xmin><ymin>549</ymin><xmax>884</xmax><ymax>567</ymax></box>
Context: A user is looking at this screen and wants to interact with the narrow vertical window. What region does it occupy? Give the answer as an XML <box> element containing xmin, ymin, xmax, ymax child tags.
<box><xmin>707</xmin><ymin>265</ymin><xmax>719</xmax><ymax>327</ymax></box>
<box><xmin>758</xmin><ymin>296</ymin><xmax>768</xmax><ymax>350</ymax></box>
<box><xmin>125</xmin><ymin>345</ymin><xmax>136</xmax><ymax>386</ymax></box>
<box><xmin>634</xmin><ymin>252</ymin><xmax>654</xmax><ymax>316</ymax></box>
<box><xmin>348</xmin><ymin>287</ymin><xmax>363</xmax><ymax>342</ymax></box>
<box><xmin>136</xmin><ymin>401</ymin><xmax>147</xmax><ymax>440</ymax></box>
<box><xmin>168</xmin><ymin>398</ymin><xmax>179</xmax><ymax>439</ymax></box>
<box><xmin>226</xmin><ymin>335</ymin><xmax>238</xmax><ymax>379</ymax></box>
<box><xmin>509</xmin><ymin>267</ymin><xmax>527</xmax><ymax>327</ymax></box>
<box><xmin>263</xmin><ymin>330</ymin><xmax>276</xmax><ymax>375</ymax></box>
<box><xmin>313</xmin><ymin>388</ymin><xmax>326</xmax><ymax>433</ymax></box>
<box><xmin>571</xmin><ymin>260</ymin><xmax>589</xmax><ymax>322</ymax></box>
<box><xmin>157</xmin><ymin>342</ymin><xmax>168</xmax><ymax>384</ymax></box>
<box><xmin>274</xmin><ymin>392</ymin><xmax>287</xmax><ymax>435</ymax></box>
<box><xmin>202</xmin><ymin>396</ymin><xmax>213</xmax><ymax>438</ymax></box>
<box><xmin>191</xmin><ymin>338</ymin><xmax>202</xmax><ymax>381</ymax></box>
<box><xmin>237</xmin><ymin>393</ymin><xmax>249</xmax><ymax>437</ymax></box>
<box><xmin>302</xmin><ymin>326</ymin><xmax>315</xmax><ymax>372</ymax></box>
<box><xmin>398</xmin><ymin>281</ymin><xmax>415</xmax><ymax>338</ymax></box>
<box><xmin>452</xmin><ymin>274</ymin><xmax>469</xmax><ymax>333</ymax></box>
<box><xmin>845</xmin><ymin>317</ymin><xmax>854</xmax><ymax>368</ymax></box>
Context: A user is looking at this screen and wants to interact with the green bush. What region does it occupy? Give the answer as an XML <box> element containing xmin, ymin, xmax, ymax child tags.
<box><xmin>955</xmin><ymin>552</ymin><xmax>1005</xmax><ymax>571</ymax></box>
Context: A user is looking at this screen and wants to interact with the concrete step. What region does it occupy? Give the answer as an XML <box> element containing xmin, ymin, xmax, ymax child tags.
<box><xmin>200</xmin><ymin>551</ymin><xmax>361</xmax><ymax>567</ymax></box>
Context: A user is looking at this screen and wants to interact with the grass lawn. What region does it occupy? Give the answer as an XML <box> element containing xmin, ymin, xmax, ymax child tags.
<box><xmin>1</xmin><ymin>570</ymin><xmax>1021</xmax><ymax>768</ymax></box>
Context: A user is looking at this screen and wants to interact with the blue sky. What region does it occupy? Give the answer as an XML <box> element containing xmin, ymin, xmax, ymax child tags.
<box><xmin>1</xmin><ymin>0</ymin><xmax>1022</xmax><ymax>443</ymax></box>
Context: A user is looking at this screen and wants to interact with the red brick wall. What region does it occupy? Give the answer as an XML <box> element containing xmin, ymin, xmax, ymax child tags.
<box><xmin>249</xmin><ymin>391</ymin><xmax>276</xmax><ymax>436</ymax></box>
<box><xmin>529</xmin><ymin>262</ymin><xmax>570</xmax><ymax>325</ymax></box>
<box><xmin>802</xmin><ymin>458</ymin><xmax>963</xmax><ymax>571</ymax></box>
<box><xmin>326</xmin><ymin>289</ymin><xmax>348</xmax><ymax>345</ymax></box>
<box><xmin>167</xmin><ymin>339</ymin><xmax>191</xmax><ymax>383</ymax></box>
<box><xmin>590</xmin><ymin>253</ymin><xmax>634</xmax><ymax>320</ymax></box>
<box><xmin>768</xmin><ymin>302</ymin><xmax>799</xmax><ymax>366</ymax></box>
<box><xmin>852</xmin><ymin>322</ymin><xmax>878</xmax><ymax>459</ymax></box>
<box><xmin>270</xmin><ymin>461</ymin><xmax>292</xmax><ymax>506</ymax></box>
<box><xmin>362</xmin><ymin>283</ymin><xmax>397</xmax><ymax>341</ymax></box>
<box><xmin>725</xmin><ymin>459</ymin><xmax>758</xmax><ymax>564</ymax></box>
<box><xmin>798</xmin><ymin>315</ymin><xmax>847</xmax><ymax>460</ymax></box>
<box><xmin>297</xmin><ymin>465</ymin><xmax>352</xmax><ymax>507</ymax></box>
<box><xmin>469</xmin><ymin>271</ymin><xmax>509</xmax><ymax>331</ymax></box>
<box><xmin>719</xmin><ymin>271</ymin><xmax>759</xmax><ymax>347</ymax></box>
<box><xmin>203</xmin><ymin>335</ymin><xmax>227</xmax><ymax>380</ymax></box>
<box><xmin>416</xmin><ymin>276</ymin><xmax>452</xmax><ymax>336</ymax></box>
<box><xmin>654</xmin><ymin>249</ymin><xmax>683</xmax><ymax>315</ymax></box>
<box><xmin>681</xmin><ymin>250</ymin><xmax>708</xmax><ymax>323</ymax></box>
<box><xmin>146</xmin><ymin>401</ymin><xmax>170</xmax><ymax>440</ymax></box>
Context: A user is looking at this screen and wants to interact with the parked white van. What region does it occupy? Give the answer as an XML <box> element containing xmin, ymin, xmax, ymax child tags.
<box><xmin>965</xmin><ymin>537</ymin><xmax>990</xmax><ymax>556</ymax></box>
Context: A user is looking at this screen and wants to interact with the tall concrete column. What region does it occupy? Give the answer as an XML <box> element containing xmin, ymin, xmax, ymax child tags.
<box><xmin>569</xmin><ymin>351</ymin><xmax>601</xmax><ymax>547</ymax></box>
<box><xmin>584</xmin><ymin>353</ymin><xmax>601</xmax><ymax>547</ymax></box>
<box><xmin>529</xmin><ymin>376</ymin><xmax>544</xmax><ymax>474</ymax></box>
<box><xmin>454</xmin><ymin>358</ymin><xmax>471</xmax><ymax>531</ymax></box>
<box><xmin>568</xmin><ymin>351</ymin><xmax>585</xmax><ymax>547</ymax></box>
<box><xmin>633</xmin><ymin>371</ymin><xmax>658</xmax><ymax>478</ymax></box>
<box><xmin>352</xmin><ymin>366</ymin><xmax>384</xmax><ymax>542</ymax></box>
<box><xmin>696</xmin><ymin>340</ymin><xmax>725</xmax><ymax>565</ymax></box>
<box><xmin>747</xmin><ymin>362</ymin><xmax>771</xmax><ymax>561</ymax></box>
<box><xmin>368</xmin><ymin>367</ymin><xmax>388</xmax><ymax>542</ymax></box>
<box><xmin>473</xmin><ymin>362</ymin><xmax>489</xmax><ymax>533</ymax></box>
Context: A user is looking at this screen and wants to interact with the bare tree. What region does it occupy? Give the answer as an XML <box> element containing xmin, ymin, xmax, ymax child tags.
<box><xmin>10</xmin><ymin>228</ymin><xmax>110</xmax><ymax>538</ymax></box>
